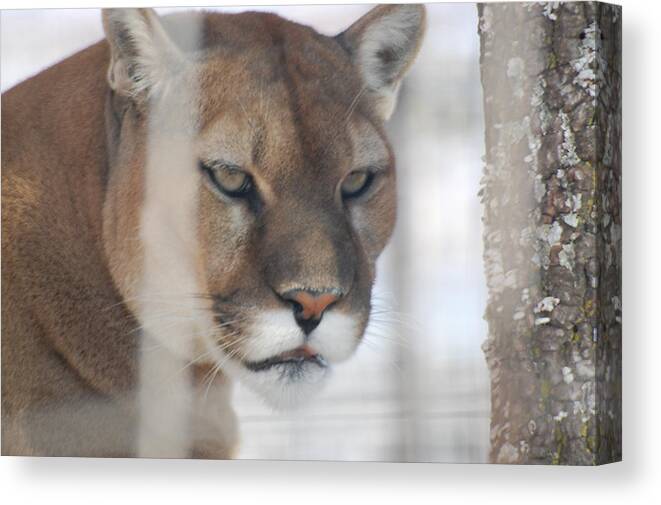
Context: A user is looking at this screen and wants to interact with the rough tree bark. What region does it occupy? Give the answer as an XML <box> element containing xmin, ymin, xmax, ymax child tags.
<box><xmin>478</xmin><ymin>2</ymin><xmax>621</xmax><ymax>465</ymax></box>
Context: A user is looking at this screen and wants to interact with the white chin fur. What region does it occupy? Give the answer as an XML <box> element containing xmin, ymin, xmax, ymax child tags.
<box><xmin>215</xmin><ymin>309</ymin><xmax>359</xmax><ymax>409</ymax></box>
<box><xmin>222</xmin><ymin>356</ymin><xmax>330</xmax><ymax>410</ymax></box>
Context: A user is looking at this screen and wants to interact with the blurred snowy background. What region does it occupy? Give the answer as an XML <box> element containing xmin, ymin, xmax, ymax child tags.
<box><xmin>1</xmin><ymin>4</ymin><xmax>489</xmax><ymax>462</ymax></box>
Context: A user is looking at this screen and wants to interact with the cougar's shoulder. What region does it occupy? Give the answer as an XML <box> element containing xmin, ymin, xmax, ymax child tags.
<box><xmin>2</xmin><ymin>40</ymin><xmax>141</xmax><ymax>456</ymax></box>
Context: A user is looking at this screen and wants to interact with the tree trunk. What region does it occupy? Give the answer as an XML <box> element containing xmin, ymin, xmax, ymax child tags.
<box><xmin>478</xmin><ymin>2</ymin><xmax>621</xmax><ymax>465</ymax></box>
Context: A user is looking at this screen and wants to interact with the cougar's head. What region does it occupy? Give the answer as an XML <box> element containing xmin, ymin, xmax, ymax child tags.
<box><xmin>102</xmin><ymin>6</ymin><xmax>425</xmax><ymax>408</ymax></box>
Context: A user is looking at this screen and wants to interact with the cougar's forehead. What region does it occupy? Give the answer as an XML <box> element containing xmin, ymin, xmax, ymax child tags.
<box><xmin>192</xmin><ymin>13</ymin><xmax>391</xmax><ymax>189</ymax></box>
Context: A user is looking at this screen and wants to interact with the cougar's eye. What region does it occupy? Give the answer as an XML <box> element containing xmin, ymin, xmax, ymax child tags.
<box><xmin>199</xmin><ymin>161</ymin><xmax>253</xmax><ymax>198</ymax></box>
<box><xmin>341</xmin><ymin>170</ymin><xmax>374</xmax><ymax>199</ymax></box>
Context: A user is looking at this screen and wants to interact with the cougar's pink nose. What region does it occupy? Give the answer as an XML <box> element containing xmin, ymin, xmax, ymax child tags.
<box><xmin>282</xmin><ymin>289</ymin><xmax>340</xmax><ymax>334</ymax></box>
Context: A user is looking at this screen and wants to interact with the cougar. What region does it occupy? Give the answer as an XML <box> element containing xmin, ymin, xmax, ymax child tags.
<box><xmin>1</xmin><ymin>5</ymin><xmax>426</xmax><ymax>458</ymax></box>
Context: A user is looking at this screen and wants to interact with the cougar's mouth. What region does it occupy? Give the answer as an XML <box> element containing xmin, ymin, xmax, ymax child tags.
<box><xmin>243</xmin><ymin>345</ymin><xmax>328</xmax><ymax>372</ymax></box>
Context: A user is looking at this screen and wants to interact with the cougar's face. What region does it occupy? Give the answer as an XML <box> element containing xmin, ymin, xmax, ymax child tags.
<box><xmin>192</xmin><ymin>42</ymin><xmax>396</xmax><ymax>407</ymax></box>
<box><xmin>102</xmin><ymin>7</ymin><xmax>424</xmax><ymax>408</ymax></box>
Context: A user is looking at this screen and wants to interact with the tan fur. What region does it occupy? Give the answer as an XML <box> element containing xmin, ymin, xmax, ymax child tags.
<box><xmin>2</xmin><ymin>42</ymin><xmax>139</xmax><ymax>456</ymax></box>
<box><xmin>1</xmin><ymin>6</ymin><xmax>425</xmax><ymax>457</ymax></box>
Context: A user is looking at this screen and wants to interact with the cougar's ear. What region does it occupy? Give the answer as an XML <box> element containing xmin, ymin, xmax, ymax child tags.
<box><xmin>102</xmin><ymin>8</ymin><xmax>182</xmax><ymax>101</ymax></box>
<box><xmin>337</xmin><ymin>4</ymin><xmax>426</xmax><ymax>121</ymax></box>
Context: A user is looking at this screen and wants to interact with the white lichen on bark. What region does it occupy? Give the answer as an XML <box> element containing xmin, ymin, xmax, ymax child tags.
<box><xmin>478</xmin><ymin>2</ymin><xmax>621</xmax><ymax>465</ymax></box>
